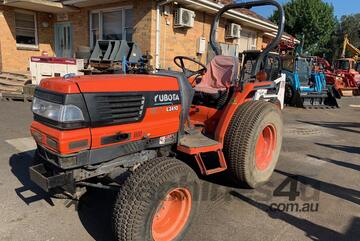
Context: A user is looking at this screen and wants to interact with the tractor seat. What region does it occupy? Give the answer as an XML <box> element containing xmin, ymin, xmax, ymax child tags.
<box><xmin>194</xmin><ymin>56</ymin><xmax>239</xmax><ymax>94</ymax></box>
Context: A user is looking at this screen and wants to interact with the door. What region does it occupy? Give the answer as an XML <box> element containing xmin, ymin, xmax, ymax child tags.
<box><xmin>54</xmin><ymin>22</ymin><xmax>73</xmax><ymax>58</ymax></box>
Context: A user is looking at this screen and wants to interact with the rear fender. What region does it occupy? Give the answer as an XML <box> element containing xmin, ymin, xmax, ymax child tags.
<box><xmin>214</xmin><ymin>81</ymin><xmax>272</xmax><ymax>143</ymax></box>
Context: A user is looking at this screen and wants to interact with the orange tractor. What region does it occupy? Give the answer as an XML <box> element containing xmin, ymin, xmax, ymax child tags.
<box><xmin>333</xmin><ymin>58</ymin><xmax>360</xmax><ymax>96</ymax></box>
<box><xmin>331</xmin><ymin>35</ymin><xmax>360</xmax><ymax>96</ymax></box>
<box><xmin>29</xmin><ymin>1</ymin><xmax>284</xmax><ymax>240</ymax></box>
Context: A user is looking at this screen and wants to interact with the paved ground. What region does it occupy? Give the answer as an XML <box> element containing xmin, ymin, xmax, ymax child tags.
<box><xmin>0</xmin><ymin>98</ymin><xmax>359</xmax><ymax>241</ymax></box>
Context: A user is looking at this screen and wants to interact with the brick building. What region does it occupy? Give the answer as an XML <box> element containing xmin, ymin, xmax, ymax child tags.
<box><xmin>0</xmin><ymin>0</ymin><xmax>296</xmax><ymax>73</ymax></box>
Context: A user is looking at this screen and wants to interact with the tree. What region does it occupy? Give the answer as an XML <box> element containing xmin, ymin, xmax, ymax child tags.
<box><xmin>339</xmin><ymin>14</ymin><xmax>360</xmax><ymax>51</ymax></box>
<box><xmin>270</xmin><ymin>0</ymin><xmax>337</xmax><ymax>57</ymax></box>
<box><xmin>326</xmin><ymin>14</ymin><xmax>360</xmax><ymax>61</ymax></box>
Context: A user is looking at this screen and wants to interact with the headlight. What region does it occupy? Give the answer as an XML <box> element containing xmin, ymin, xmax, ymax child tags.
<box><xmin>32</xmin><ymin>97</ymin><xmax>84</xmax><ymax>122</ymax></box>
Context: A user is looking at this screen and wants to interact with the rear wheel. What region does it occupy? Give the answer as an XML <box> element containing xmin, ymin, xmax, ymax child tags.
<box><xmin>224</xmin><ymin>101</ymin><xmax>283</xmax><ymax>188</ymax></box>
<box><xmin>113</xmin><ymin>157</ymin><xmax>200</xmax><ymax>241</ymax></box>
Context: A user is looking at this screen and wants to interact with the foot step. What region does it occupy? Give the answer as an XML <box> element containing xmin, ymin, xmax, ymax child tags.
<box><xmin>177</xmin><ymin>131</ymin><xmax>227</xmax><ymax>175</ymax></box>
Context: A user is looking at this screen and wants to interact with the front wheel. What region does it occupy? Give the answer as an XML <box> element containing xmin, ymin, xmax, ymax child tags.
<box><xmin>284</xmin><ymin>83</ymin><xmax>294</xmax><ymax>105</ymax></box>
<box><xmin>224</xmin><ymin>101</ymin><xmax>283</xmax><ymax>188</ymax></box>
<box><xmin>113</xmin><ymin>157</ymin><xmax>200</xmax><ymax>241</ymax></box>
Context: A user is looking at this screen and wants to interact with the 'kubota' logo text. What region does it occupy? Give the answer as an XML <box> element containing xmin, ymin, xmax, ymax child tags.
<box><xmin>154</xmin><ymin>93</ymin><xmax>180</xmax><ymax>103</ymax></box>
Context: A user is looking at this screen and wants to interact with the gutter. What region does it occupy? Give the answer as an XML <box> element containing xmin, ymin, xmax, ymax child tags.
<box><xmin>264</xmin><ymin>32</ymin><xmax>300</xmax><ymax>44</ymax></box>
<box><xmin>155</xmin><ymin>0</ymin><xmax>297</xmax><ymax>68</ymax></box>
<box><xmin>181</xmin><ymin>0</ymin><xmax>279</xmax><ymax>32</ymax></box>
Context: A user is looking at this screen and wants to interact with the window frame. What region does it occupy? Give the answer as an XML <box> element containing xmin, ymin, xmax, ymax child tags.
<box><xmin>14</xmin><ymin>10</ymin><xmax>39</xmax><ymax>50</ymax></box>
<box><xmin>89</xmin><ymin>5</ymin><xmax>133</xmax><ymax>48</ymax></box>
<box><xmin>244</xmin><ymin>30</ymin><xmax>257</xmax><ymax>50</ymax></box>
<box><xmin>238</xmin><ymin>29</ymin><xmax>258</xmax><ymax>52</ymax></box>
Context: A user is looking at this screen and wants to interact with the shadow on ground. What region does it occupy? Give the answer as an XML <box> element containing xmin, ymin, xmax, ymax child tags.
<box><xmin>308</xmin><ymin>154</ymin><xmax>360</xmax><ymax>171</ymax></box>
<box><xmin>8</xmin><ymin>150</ymin><xmax>360</xmax><ymax>241</ymax></box>
<box><xmin>297</xmin><ymin>120</ymin><xmax>360</xmax><ymax>134</ymax></box>
<box><xmin>276</xmin><ymin>170</ymin><xmax>360</xmax><ymax>205</ymax></box>
<box><xmin>78</xmin><ymin>188</ymin><xmax>117</xmax><ymax>241</ymax></box>
<box><xmin>315</xmin><ymin>143</ymin><xmax>360</xmax><ymax>155</ymax></box>
<box><xmin>9</xmin><ymin>150</ymin><xmax>118</xmax><ymax>241</ymax></box>
<box><xmin>9</xmin><ymin>151</ymin><xmax>54</xmax><ymax>205</ymax></box>
<box><xmin>230</xmin><ymin>191</ymin><xmax>360</xmax><ymax>241</ymax></box>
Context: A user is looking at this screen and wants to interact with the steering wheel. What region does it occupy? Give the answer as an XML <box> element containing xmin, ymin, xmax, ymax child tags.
<box><xmin>174</xmin><ymin>56</ymin><xmax>207</xmax><ymax>78</ymax></box>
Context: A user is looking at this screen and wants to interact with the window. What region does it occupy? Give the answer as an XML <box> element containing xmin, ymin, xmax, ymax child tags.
<box><xmin>15</xmin><ymin>11</ymin><xmax>38</xmax><ymax>47</ymax></box>
<box><xmin>239</xmin><ymin>30</ymin><xmax>257</xmax><ymax>52</ymax></box>
<box><xmin>297</xmin><ymin>58</ymin><xmax>312</xmax><ymax>83</ymax></box>
<box><xmin>282</xmin><ymin>55</ymin><xmax>295</xmax><ymax>72</ymax></box>
<box><xmin>90</xmin><ymin>7</ymin><xmax>133</xmax><ymax>48</ymax></box>
<box><xmin>336</xmin><ymin>60</ymin><xmax>350</xmax><ymax>71</ymax></box>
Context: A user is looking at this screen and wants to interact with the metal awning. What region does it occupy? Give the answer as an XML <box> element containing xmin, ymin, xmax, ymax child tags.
<box><xmin>2</xmin><ymin>0</ymin><xmax>78</xmax><ymax>13</ymax></box>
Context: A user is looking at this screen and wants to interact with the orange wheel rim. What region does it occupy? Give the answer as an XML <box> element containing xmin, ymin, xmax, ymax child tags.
<box><xmin>255</xmin><ymin>124</ymin><xmax>277</xmax><ymax>170</ymax></box>
<box><xmin>152</xmin><ymin>188</ymin><xmax>192</xmax><ymax>241</ymax></box>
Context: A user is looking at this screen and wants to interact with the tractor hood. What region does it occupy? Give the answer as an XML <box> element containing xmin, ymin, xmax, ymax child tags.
<box><xmin>39</xmin><ymin>74</ymin><xmax>180</xmax><ymax>94</ymax></box>
<box><xmin>40</xmin><ymin>75</ymin><xmax>179</xmax><ymax>94</ymax></box>
<box><xmin>72</xmin><ymin>74</ymin><xmax>180</xmax><ymax>93</ymax></box>
<box><xmin>35</xmin><ymin>73</ymin><xmax>183</xmax><ymax>133</ymax></box>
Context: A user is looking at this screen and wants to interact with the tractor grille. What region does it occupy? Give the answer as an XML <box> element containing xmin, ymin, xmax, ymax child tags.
<box><xmin>85</xmin><ymin>93</ymin><xmax>146</xmax><ymax>126</ymax></box>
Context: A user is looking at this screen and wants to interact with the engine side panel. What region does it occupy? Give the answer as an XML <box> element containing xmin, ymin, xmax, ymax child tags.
<box><xmin>90</xmin><ymin>104</ymin><xmax>181</xmax><ymax>150</ymax></box>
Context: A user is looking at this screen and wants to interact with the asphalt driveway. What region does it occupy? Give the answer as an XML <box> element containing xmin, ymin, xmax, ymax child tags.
<box><xmin>0</xmin><ymin>97</ymin><xmax>359</xmax><ymax>241</ymax></box>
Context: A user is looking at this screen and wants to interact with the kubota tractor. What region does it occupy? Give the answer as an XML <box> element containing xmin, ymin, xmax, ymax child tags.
<box><xmin>29</xmin><ymin>1</ymin><xmax>284</xmax><ymax>240</ymax></box>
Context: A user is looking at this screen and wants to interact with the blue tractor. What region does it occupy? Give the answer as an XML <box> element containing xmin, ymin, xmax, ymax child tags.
<box><xmin>282</xmin><ymin>56</ymin><xmax>339</xmax><ymax>108</ymax></box>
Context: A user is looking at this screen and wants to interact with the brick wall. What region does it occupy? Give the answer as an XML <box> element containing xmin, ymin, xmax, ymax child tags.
<box><xmin>59</xmin><ymin>0</ymin><xmax>155</xmax><ymax>60</ymax></box>
<box><xmin>0</xmin><ymin>0</ymin><xmax>265</xmax><ymax>73</ymax></box>
<box><xmin>0</xmin><ymin>0</ymin><xmax>155</xmax><ymax>72</ymax></box>
<box><xmin>0</xmin><ymin>6</ymin><xmax>54</xmax><ymax>72</ymax></box>
<box><xmin>0</xmin><ymin>30</ymin><xmax>2</xmax><ymax>71</ymax></box>
<box><xmin>156</xmin><ymin>4</ymin><xmax>262</xmax><ymax>70</ymax></box>
<box><xmin>62</xmin><ymin>0</ymin><xmax>153</xmax><ymax>53</ymax></box>
<box><xmin>59</xmin><ymin>0</ymin><xmax>263</xmax><ymax>70</ymax></box>
<box><xmin>64</xmin><ymin>10</ymin><xmax>89</xmax><ymax>53</ymax></box>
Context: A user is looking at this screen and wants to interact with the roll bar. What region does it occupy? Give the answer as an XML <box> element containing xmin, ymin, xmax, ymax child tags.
<box><xmin>210</xmin><ymin>0</ymin><xmax>285</xmax><ymax>77</ymax></box>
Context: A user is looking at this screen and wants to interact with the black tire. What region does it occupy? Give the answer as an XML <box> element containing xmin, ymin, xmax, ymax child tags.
<box><xmin>331</xmin><ymin>85</ymin><xmax>341</xmax><ymax>99</ymax></box>
<box><xmin>113</xmin><ymin>157</ymin><xmax>200</xmax><ymax>241</ymax></box>
<box><xmin>284</xmin><ymin>83</ymin><xmax>294</xmax><ymax>105</ymax></box>
<box><xmin>268</xmin><ymin>98</ymin><xmax>281</xmax><ymax>109</ymax></box>
<box><xmin>224</xmin><ymin>101</ymin><xmax>283</xmax><ymax>188</ymax></box>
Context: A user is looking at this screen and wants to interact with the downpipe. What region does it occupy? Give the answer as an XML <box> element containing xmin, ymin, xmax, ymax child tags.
<box><xmin>155</xmin><ymin>0</ymin><xmax>174</xmax><ymax>70</ymax></box>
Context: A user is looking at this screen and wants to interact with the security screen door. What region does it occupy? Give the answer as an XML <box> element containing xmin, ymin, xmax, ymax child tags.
<box><xmin>54</xmin><ymin>22</ymin><xmax>73</xmax><ymax>58</ymax></box>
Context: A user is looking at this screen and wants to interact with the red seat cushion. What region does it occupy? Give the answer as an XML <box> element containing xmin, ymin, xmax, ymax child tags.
<box><xmin>194</xmin><ymin>56</ymin><xmax>239</xmax><ymax>94</ymax></box>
